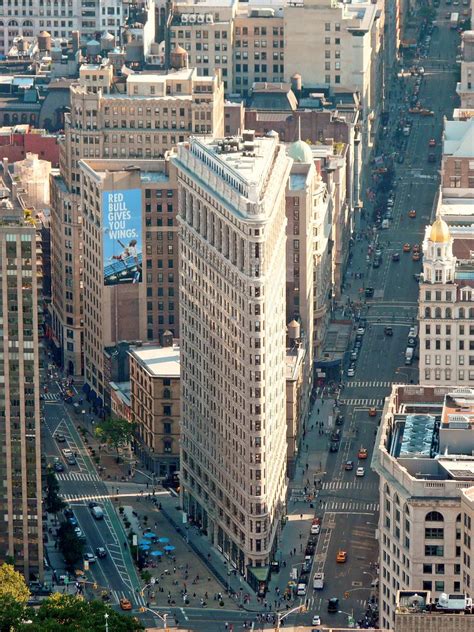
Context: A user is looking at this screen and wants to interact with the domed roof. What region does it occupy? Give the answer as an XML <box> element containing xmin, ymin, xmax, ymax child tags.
<box><xmin>101</xmin><ymin>32</ymin><xmax>115</xmax><ymax>41</ymax></box>
<box><xmin>429</xmin><ymin>216</ymin><xmax>450</xmax><ymax>243</ymax></box>
<box><xmin>288</xmin><ymin>139</ymin><xmax>313</xmax><ymax>164</ymax></box>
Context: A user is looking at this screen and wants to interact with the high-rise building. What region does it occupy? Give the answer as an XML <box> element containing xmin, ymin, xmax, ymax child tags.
<box><xmin>457</xmin><ymin>31</ymin><xmax>474</xmax><ymax>109</ymax></box>
<box><xmin>49</xmin><ymin>60</ymin><xmax>224</xmax><ymax>376</ymax></box>
<box><xmin>372</xmin><ymin>384</ymin><xmax>474</xmax><ymax>630</ymax></box>
<box><xmin>174</xmin><ymin>132</ymin><xmax>291</xmax><ymax>589</ymax></box>
<box><xmin>0</xmin><ymin>187</ymin><xmax>43</xmax><ymax>581</ymax></box>
<box><xmin>418</xmin><ymin>216</ymin><xmax>474</xmax><ymax>387</ymax></box>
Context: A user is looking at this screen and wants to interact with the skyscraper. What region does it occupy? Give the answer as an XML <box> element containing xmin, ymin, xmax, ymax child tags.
<box><xmin>174</xmin><ymin>132</ymin><xmax>292</xmax><ymax>588</ymax></box>
<box><xmin>0</xmin><ymin>191</ymin><xmax>43</xmax><ymax>581</ymax></box>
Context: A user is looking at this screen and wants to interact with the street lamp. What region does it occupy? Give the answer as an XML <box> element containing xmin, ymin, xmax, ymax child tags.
<box><xmin>275</xmin><ymin>603</ymin><xmax>306</xmax><ymax>629</ymax></box>
<box><xmin>104</xmin><ymin>613</ymin><xmax>109</xmax><ymax>632</ymax></box>
<box><xmin>139</xmin><ymin>606</ymin><xmax>168</xmax><ymax>630</ymax></box>
<box><xmin>338</xmin><ymin>609</ymin><xmax>355</xmax><ymax>628</ymax></box>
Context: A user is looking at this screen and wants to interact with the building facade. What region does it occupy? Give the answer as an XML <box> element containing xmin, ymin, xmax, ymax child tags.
<box><xmin>457</xmin><ymin>31</ymin><xmax>474</xmax><ymax>109</ymax></box>
<box><xmin>372</xmin><ymin>384</ymin><xmax>474</xmax><ymax>630</ymax></box>
<box><xmin>174</xmin><ymin>133</ymin><xmax>291</xmax><ymax>586</ymax></box>
<box><xmin>0</xmin><ymin>193</ymin><xmax>43</xmax><ymax>581</ymax></box>
<box><xmin>418</xmin><ymin>216</ymin><xmax>474</xmax><ymax>386</ymax></box>
<box><xmin>130</xmin><ymin>339</ymin><xmax>180</xmax><ymax>478</ymax></box>
<box><xmin>49</xmin><ymin>60</ymin><xmax>224</xmax><ymax>376</ymax></box>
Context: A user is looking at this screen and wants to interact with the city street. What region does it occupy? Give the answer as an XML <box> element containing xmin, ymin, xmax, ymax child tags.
<box><xmin>36</xmin><ymin>7</ymin><xmax>463</xmax><ymax>632</ymax></box>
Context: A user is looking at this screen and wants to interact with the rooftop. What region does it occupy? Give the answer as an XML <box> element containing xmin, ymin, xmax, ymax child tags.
<box><xmin>285</xmin><ymin>346</ymin><xmax>305</xmax><ymax>381</ymax></box>
<box><xmin>443</xmin><ymin>117</ymin><xmax>474</xmax><ymax>157</ymax></box>
<box><xmin>396</xmin><ymin>589</ymin><xmax>473</xmax><ymax>616</ymax></box>
<box><xmin>129</xmin><ymin>345</ymin><xmax>180</xmax><ymax>378</ymax></box>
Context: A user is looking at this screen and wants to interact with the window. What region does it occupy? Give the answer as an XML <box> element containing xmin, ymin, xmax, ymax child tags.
<box><xmin>435</xmin><ymin>564</ymin><xmax>445</xmax><ymax>574</ymax></box>
<box><xmin>426</xmin><ymin>511</ymin><xmax>444</xmax><ymax>522</ymax></box>
<box><xmin>434</xmin><ymin>581</ymin><xmax>445</xmax><ymax>592</ymax></box>
<box><xmin>423</xmin><ymin>564</ymin><xmax>432</xmax><ymax>574</ymax></box>
<box><xmin>425</xmin><ymin>528</ymin><xmax>444</xmax><ymax>539</ymax></box>
<box><xmin>425</xmin><ymin>545</ymin><xmax>444</xmax><ymax>556</ymax></box>
<box><xmin>422</xmin><ymin>581</ymin><xmax>432</xmax><ymax>590</ymax></box>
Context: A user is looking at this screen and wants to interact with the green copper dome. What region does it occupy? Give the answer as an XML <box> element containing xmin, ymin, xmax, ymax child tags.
<box><xmin>288</xmin><ymin>139</ymin><xmax>313</xmax><ymax>164</ymax></box>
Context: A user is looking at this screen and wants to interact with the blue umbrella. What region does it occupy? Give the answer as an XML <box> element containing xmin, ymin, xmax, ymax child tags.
<box><xmin>143</xmin><ymin>532</ymin><xmax>157</xmax><ymax>539</ymax></box>
<box><xmin>139</xmin><ymin>543</ymin><xmax>151</xmax><ymax>550</ymax></box>
<box><xmin>150</xmin><ymin>550</ymin><xmax>163</xmax><ymax>557</ymax></box>
<box><xmin>164</xmin><ymin>545</ymin><xmax>175</xmax><ymax>552</ymax></box>
<box><xmin>158</xmin><ymin>537</ymin><xmax>169</xmax><ymax>544</ymax></box>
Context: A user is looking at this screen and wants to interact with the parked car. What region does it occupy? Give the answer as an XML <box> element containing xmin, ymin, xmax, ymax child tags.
<box><xmin>53</xmin><ymin>462</ymin><xmax>65</xmax><ymax>472</ymax></box>
<box><xmin>66</xmin><ymin>455</ymin><xmax>76</xmax><ymax>466</ymax></box>
<box><xmin>330</xmin><ymin>442</ymin><xmax>339</xmax><ymax>453</ymax></box>
<box><xmin>392</xmin><ymin>252</ymin><xmax>400</xmax><ymax>262</ymax></box>
<box><xmin>356</xmin><ymin>467</ymin><xmax>365</xmax><ymax>477</ymax></box>
<box><xmin>84</xmin><ymin>551</ymin><xmax>96</xmax><ymax>564</ymax></box>
<box><xmin>345</xmin><ymin>460</ymin><xmax>354</xmax><ymax>471</ymax></box>
<box><xmin>384</xmin><ymin>326</ymin><xmax>393</xmax><ymax>336</ymax></box>
<box><xmin>96</xmin><ymin>547</ymin><xmax>107</xmax><ymax>559</ymax></box>
<box><xmin>365</xmin><ymin>287</ymin><xmax>374</xmax><ymax>297</ymax></box>
<box><xmin>55</xmin><ymin>434</ymin><xmax>66</xmax><ymax>443</ymax></box>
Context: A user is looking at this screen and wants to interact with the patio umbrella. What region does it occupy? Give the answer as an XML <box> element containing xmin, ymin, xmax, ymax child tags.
<box><xmin>158</xmin><ymin>537</ymin><xmax>169</xmax><ymax>544</ymax></box>
<box><xmin>164</xmin><ymin>545</ymin><xmax>175</xmax><ymax>552</ymax></box>
<box><xmin>139</xmin><ymin>542</ymin><xmax>151</xmax><ymax>550</ymax></box>
<box><xmin>150</xmin><ymin>550</ymin><xmax>163</xmax><ymax>557</ymax></box>
<box><xmin>143</xmin><ymin>532</ymin><xmax>157</xmax><ymax>539</ymax></box>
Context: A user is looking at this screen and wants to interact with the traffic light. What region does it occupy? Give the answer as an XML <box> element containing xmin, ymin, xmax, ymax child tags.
<box><xmin>344</xmin><ymin>591</ymin><xmax>349</xmax><ymax>599</ymax></box>
<box><xmin>139</xmin><ymin>607</ymin><xmax>146</xmax><ymax>613</ymax></box>
<box><xmin>93</xmin><ymin>583</ymin><xmax>98</xmax><ymax>590</ymax></box>
<box><xmin>299</xmin><ymin>604</ymin><xmax>307</xmax><ymax>612</ymax></box>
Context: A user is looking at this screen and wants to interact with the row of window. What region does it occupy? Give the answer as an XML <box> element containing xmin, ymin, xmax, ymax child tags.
<box><xmin>424</xmin><ymin>368</ymin><xmax>474</xmax><ymax>381</ymax></box>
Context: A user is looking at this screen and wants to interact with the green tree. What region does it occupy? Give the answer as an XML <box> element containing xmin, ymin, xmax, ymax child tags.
<box><xmin>44</xmin><ymin>470</ymin><xmax>66</xmax><ymax>516</ymax></box>
<box><xmin>28</xmin><ymin>594</ymin><xmax>144</xmax><ymax>631</ymax></box>
<box><xmin>57</xmin><ymin>523</ymin><xmax>84</xmax><ymax>569</ymax></box>
<box><xmin>0</xmin><ymin>564</ymin><xmax>30</xmax><ymax>604</ymax></box>
<box><xmin>95</xmin><ymin>417</ymin><xmax>135</xmax><ymax>461</ymax></box>
<box><xmin>0</xmin><ymin>595</ymin><xmax>30</xmax><ymax>632</ymax></box>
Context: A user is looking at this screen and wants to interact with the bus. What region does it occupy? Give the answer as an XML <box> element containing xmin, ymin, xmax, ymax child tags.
<box><xmin>450</xmin><ymin>12</ymin><xmax>459</xmax><ymax>28</ymax></box>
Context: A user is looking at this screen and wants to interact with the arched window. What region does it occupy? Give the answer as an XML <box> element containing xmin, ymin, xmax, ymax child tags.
<box><xmin>425</xmin><ymin>307</ymin><xmax>431</xmax><ymax>318</ymax></box>
<box><xmin>435</xmin><ymin>307</ymin><xmax>441</xmax><ymax>318</ymax></box>
<box><xmin>425</xmin><ymin>511</ymin><xmax>444</xmax><ymax>522</ymax></box>
<box><xmin>384</xmin><ymin>483</ymin><xmax>390</xmax><ymax>497</ymax></box>
<box><xmin>404</xmin><ymin>503</ymin><xmax>410</xmax><ymax>516</ymax></box>
<box><xmin>22</xmin><ymin>19</ymin><xmax>33</xmax><ymax>26</ymax></box>
<box><xmin>20</xmin><ymin>113</ymin><xmax>27</xmax><ymax>123</ymax></box>
<box><xmin>445</xmin><ymin>307</ymin><xmax>452</xmax><ymax>319</ymax></box>
<box><xmin>459</xmin><ymin>307</ymin><xmax>465</xmax><ymax>319</ymax></box>
<box><xmin>8</xmin><ymin>19</ymin><xmax>18</xmax><ymax>26</ymax></box>
<box><xmin>3</xmin><ymin>113</ymin><xmax>10</xmax><ymax>124</ymax></box>
<box><xmin>394</xmin><ymin>493</ymin><xmax>400</xmax><ymax>506</ymax></box>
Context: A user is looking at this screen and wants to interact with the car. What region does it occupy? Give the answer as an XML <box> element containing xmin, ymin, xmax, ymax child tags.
<box><xmin>414</xmin><ymin>273</ymin><xmax>422</xmax><ymax>282</ymax></box>
<box><xmin>311</xmin><ymin>523</ymin><xmax>321</xmax><ymax>535</ymax></box>
<box><xmin>63</xmin><ymin>508</ymin><xmax>74</xmax><ymax>519</ymax></box>
<box><xmin>373</xmin><ymin>257</ymin><xmax>381</xmax><ymax>268</ymax></box>
<box><xmin>53</xmin><ymin>462</ymin><xmax>65</xmax><ymax>472</ymax></box>
<box><xmin>384</xmin><ymin>326</ymin><xmax>393</xmax><ymax>336</ymax></box>
<box><xmin>55</xmin><ymin>433</ymin><xmax>66</xmax><ymax>443</ymax></box>
<box><xmin>355</xmin><ymin>334</ymin><xmax>363</xmax><ymax>343</ymax></box>
<box><xmin>62</xmin><ymin>448</ymin><xmax>73</xmax><ymax>458</ymax></box>
<box><xmin>66</xmin><ymin>455</ymin><xmax>76</xmax><ymax>466</ymax></box>
<box><xmin>330</xmin><ymin>442</ymin><xmax>339</xmax><ymax>453</ymax></box>
<box><xmin>408</xmin><ymin>209</ymin><xmax>416</xmax><ymax>218</ymax></box>
<box><xmin>413</xmin><ymin>243</ymin><xmax>420</xmax><ymax>253</ymax></box>
<box><xmin>68</xmin><ymin>516</ymin><xmax>78</xmax><ymax>527</ymax></box>
<box><xmin>74</xmin><ymin>527</ymin><xmax>84</xmax><ymax>538</ymax></box>
<box><xmin>428</xmin><ymin>152</ymin><xmax>436</xmax><ymax>163</ymax></box>
<box><xmin>350</xmin><ymin>351</ymin><xmax>358</xmax><ymax>361</ymax></box>
<box><xmin>356</xmin><ymin>467</ymin><xmax>365</xmax><ymax>477</ymax></box>
<box><xmin>397</xmin><ymin>153</ymin><xmax>405</xmax><ymax>164</ymax></box>
<box><xmin>387</xmin><ymin>199</ymin><xmax>394</xmax><ymax>208</ymax></box>
<box><xmin>347</xmin><ymin>367</ymin><xmax>355</xmax><ymax>377</ymax></box>
<box><xmin>365</xmin><ymin>287</ymin><xmax>374</xmax><ymax>297</ymax></box>
<box><xmin>429</xmin><ymin>138</ymin><xmax>436</xmax><ymax>147</ymax></box>
<box><xmin>356</xmin><ymin>327</ymin><xmax>365</xmax><ymax>336</ymax></box>
<box><xmin>96</xmin><ymin>547</ymin><xmax>107</xmax><ymax>559</ymax></box>
<box><xmin>84</xmin><ymin>552</ymin><xmax>96</xmax><ymax>564</ymax></box>
<box><xmin>354</xmin><ymin>340</ymin><xmax>362</xmax><ymax>350</ymax></box>
<box><xmin>358</xmin><ymin>447</ymin><xmax>368</xmax><ymax>459</ymax></box>
<box><xmin>335</xmin><ymin>414</ymin><xmax>344</xmax><ymax>426</ymax></box>
<box><xmin>119</xmin><ymin>598</ymin><xmax>132</xmax><ymax>611</ymax></box>
<box><xmin>345</xmin><ymin>460</ymin><xmax>354</xmax><ymax>471</ymax></box>
<box><xmin>412</xmin><ymin>252</ymin><xmax>421</xmax><ymax>262</ymax></box>
<box><xmin>336</xmin><ymin>550</ymin><xmax>347</xmax><ymax>563</ymax></box>
<box><xmin>392</xmin><ymin>252</ymin><xmax>400</xmax><ymax>262</ymax></box>
<box><xmin>88</xmin><ymin>501</ymin><xmax>98</xmax><ymax>509</ymax></box>
<box><xmin>312</xmin><ymin>615</ymin><xmax>321</xmax><ymax>625</ymax></box>
<box><xmin>418</xmin><ymin>66</ymin><xmax>425</xmax><ymax>75</ymax></box>
<box><xmin>328</xmin><ymin>597</ymin><xmax>339</xmax><ymax>613</ymax></box>
<box><xmin>403</xmin><ymin>243</ymin><xmax>411</xmax><ymax>252</ymax></box>
<box><xmin>368</xmin><ymin>407</ymin><xmax>377</xmax><ymax>417</ymax></box>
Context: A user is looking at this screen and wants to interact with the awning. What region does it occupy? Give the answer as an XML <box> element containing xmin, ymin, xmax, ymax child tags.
<box><xmin>247</xmin><ymin>566</ymin><xmax>270</xmax><ymax>583</ymax></box>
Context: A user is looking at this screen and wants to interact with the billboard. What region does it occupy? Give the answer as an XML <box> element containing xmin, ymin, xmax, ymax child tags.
<box><xmin>102</xmin><ymin>189</ymin><xmax>142</xmax><ymax>286</ymax></box>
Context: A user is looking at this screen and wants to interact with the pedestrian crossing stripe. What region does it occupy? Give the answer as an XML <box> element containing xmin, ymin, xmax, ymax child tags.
<box><xmin>346</xmin><ymin>380</ymin><xmax>402</xmax><ymax>388</ymax></box>
<box><xmin>61</xmin><ymin>493</ymin><xmax>111</xmax><ymax>502</ymax></box>
<box><xmin>321</xmin><ymin>481</ymin><xmax>379</xmax><ymax>491</ymax></box>
<box><xmin>56</xmin><ymin>472</ymin><xmax>101</xmax><ymax>482</ymax></box>
<box><xmin>323</xmin><ymin>500</ymin><xmax>379</xmax><ymax>512</ymax></box>
<box><xmin>42</xmin><ymin>393</ymin><xmax>61</xmax><ymax>401</ymax></box>
<box><xmin>339</xmin><ymin>398</ymin><xmax>384</xmax><ymax>406</ymax></box>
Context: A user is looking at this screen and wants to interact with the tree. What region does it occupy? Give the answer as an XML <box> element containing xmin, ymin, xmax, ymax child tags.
<box><xmin>0</xmin><ymin>595</ymin><xmax>30</xmax><ymax>632</ymax></box>
<box><xmin>0</xmin><ymin>564</ymin><xmax>30</xmax><ymax>604</ymax></box>
<box><xmin>57</xmin><ymin>523</ymin><xmax>84</xmax><ymax>569</ymax></box>
<box><xmin>95</xmin><ymin>417</ymin><xmax>135</xmax><ymax>461</ymax></box>
<box><xmin>44</xmin><ymin>470</ymin><xmax>66</xmax><ymax>516</ymax></box>
<box><xmin>29</xmin><ymin>594</ymin><xmax>144</xmax><ymax>631</ymax></box>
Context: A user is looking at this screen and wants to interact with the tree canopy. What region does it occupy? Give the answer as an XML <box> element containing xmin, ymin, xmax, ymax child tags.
<box><xmin>44</xmin><ymin>470</ymin><xmax>66</xmax><ymax>515</ymax></box>
<box><xmin>57</xmin><ymin>522</ymin><xmax>84</xmax><ymax>569</ymax></box>
<box><xmin>0</xmin><ymin>564</ymin><xmax>30</xmax><ymax>604</ymax></box>
<box><xmin>95</xmin><ymin>417</ymin><xmax>135</xmax><ymax>458</ymax></box>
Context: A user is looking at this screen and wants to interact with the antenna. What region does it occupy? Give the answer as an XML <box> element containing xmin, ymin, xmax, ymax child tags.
<box><xmin>298</xmin><ymin>115</ymin><xmax>301</xmax><ymax>142</ymax></box>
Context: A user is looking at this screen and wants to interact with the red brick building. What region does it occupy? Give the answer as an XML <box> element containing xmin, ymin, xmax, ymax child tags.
<box><xmin>0</xmin><ymin>125</ymin><xmax>60</xmax><ymax>166</ymax></box>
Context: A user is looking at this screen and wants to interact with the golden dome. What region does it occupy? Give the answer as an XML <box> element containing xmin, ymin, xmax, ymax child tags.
<box><xmin>429</xmin><ymin>216</ymin><xmax>450</xmax><ymax>243</ymax></box>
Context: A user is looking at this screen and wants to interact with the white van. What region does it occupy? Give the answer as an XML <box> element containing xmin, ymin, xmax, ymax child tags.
<box><xmin>91</xmin><ymin>506</ymin><xmax>104</xmax><ymax>520</ymax></box>
<box><xmin>313</xmin><ymin>572</ymin><xmax>325</xmax><ymax>589</ymax></box>
<box><xmin>297</xmin><ymin>582</ymin><xmax>307</xmax><ymax>596</ymax></box>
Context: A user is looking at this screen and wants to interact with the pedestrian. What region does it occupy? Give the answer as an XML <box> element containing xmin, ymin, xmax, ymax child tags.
<box><xmin>225</xmin><ymin>623</ymin><xmax>229</xmax><ymax>630</ymax></box>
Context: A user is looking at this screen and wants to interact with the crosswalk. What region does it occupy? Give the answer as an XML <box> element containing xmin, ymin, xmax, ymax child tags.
<box><xmin>339</xmin><ymin>398</ymin><xmax>384</xmax><ymax>406</ymax></box>
<box><xmin>61</xmin><ymin>492</ymin><xmax>110</xmax><ymax>503</ymax></box>
<box><xmin>321</xmin><ymin>481</ymin><xmax>379</xmax><ymax>492</ymax></box>
<box><xmin>42</xmin><ymin>392</ymin><xmax>61</xmax><ymax>401</ymax></box>
<box><xmin>323</xmin><ymin>500</ymin><xmax>379</xmax><ymax>513</ymax></box>
<box><xmin>346</xmin><ymin>380</ymin><xmax>400</xmax><ymax>388</ymax></box>
<box><xmin>56</xmin><ymin>471</ymin><xmax>101</xmax><ymax>482</ymax></box>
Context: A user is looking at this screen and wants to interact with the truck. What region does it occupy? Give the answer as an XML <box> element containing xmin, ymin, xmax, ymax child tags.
<box><xmin>405</xmin><ymin>347</ymin><xmax>414</xmax><ymax>365</ymax></box>
<box><xmin>90</xmin><ymin>506</ymin><xmax>104</xmax><ymax>520</ymax></box>
<box><xmin>313</xmin><ymin>572</ymin><xmax>325</xmax><ymax>589</ymax></box>
<box><xmin>407</xmin><ymin>326</ymin><xmax>418</xmax><ymax>348</ymax></box>
<box><xmin>450</xmin><ymin>12</ymin><xmax>459</xmax><ymax>28</ymax></box>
